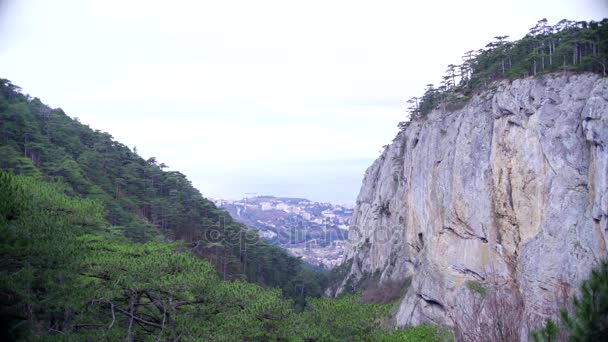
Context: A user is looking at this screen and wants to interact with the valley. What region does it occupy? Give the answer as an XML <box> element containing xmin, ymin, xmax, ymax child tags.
<box><xmin>1</xmin><ymin>6</ymin><xmax>607</xmax><ymax>340</ymax></box>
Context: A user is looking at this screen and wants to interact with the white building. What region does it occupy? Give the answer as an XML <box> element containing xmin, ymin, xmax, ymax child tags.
<box><xmin>260</xmin><ymin>202</ymin><xmax>274</xmax><ymax>211</ymax></box>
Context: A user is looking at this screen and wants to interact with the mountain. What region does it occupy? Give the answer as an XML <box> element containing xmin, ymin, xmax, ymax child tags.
<box><xmin>0</xmin><ymin>79</ymin><xmax>442</xmax><ymax>341</ymax></box>
<box><xmin>330</xmin><ymin>72</ymin><xmax>608</xmax><ymax>339</ymax></box>
<box><xmin>216</xmin><ymin>196</ymin><xmax>353</xmax><ymax>268</ymax></box>
<box><xmin>2</xmin><ymin>16</ymin><xmax>607</xmax><ymax>341</ymax></box>
<box><xmin>0</xmin><ymin>78</ymin><xmax>328</xmax><ymax>302</ymax></box>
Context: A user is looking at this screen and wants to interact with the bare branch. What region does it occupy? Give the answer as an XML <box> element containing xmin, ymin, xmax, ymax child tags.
<box><xmin>109</xmin><ymin>302</ymin><xmax>116</xmax><ymax>329</ymax></box>
<box><xmin>116</xmin><ymin>306</ymin><xmax>163</xmax><ymax>329</ymax></box>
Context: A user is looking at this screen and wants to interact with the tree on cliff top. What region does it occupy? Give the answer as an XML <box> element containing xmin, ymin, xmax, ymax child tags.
<box><xmin>400</xmin><ymin>18</ymin><xmax>608</xmax><ymax>126</ymax></box>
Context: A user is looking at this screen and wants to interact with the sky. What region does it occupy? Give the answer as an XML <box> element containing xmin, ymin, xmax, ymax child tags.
<box><xmin>0</xmin><ymin>0</ymin><xmax>606</xmax><ymax>203</ymax></box>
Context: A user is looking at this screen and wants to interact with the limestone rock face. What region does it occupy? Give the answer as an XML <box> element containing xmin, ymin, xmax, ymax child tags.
<box><xmin>333</xmin><ymin>74</ymin><xmax>608</xmax><ymax>339</ymax></box>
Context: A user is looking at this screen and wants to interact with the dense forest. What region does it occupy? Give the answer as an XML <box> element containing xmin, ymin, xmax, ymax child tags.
<box><xmin>0</xmin><ymin>171</ymin><xmax>452</xmax><ymax>340</ymax></box>
<box><xmin>0</xmin><ymin>77</ymin><xmax>330</xmax><ymax>306</ymax></box>
<box><xmin>401</xmin><ymin>18</ymin><xmax>608</xmax><ymax>126</ymax></box>
<box><xmin>0</xmin><ymin>79</ymin><xmax>455</xmax><ymax>340</ymax></box>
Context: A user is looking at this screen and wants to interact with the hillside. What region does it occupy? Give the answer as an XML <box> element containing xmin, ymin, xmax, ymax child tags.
<box><xmin>1</xmin><ymin>171</ymin><xmax>452</xmax><ymax>341</ymax></box>
<box><xmin>2</xmin><ymin>15</ymin><xmax>608</xmax><ymax>341</ymax></box>
<box><xmin>0</xmin><ymin>80</ymin><xmax>449</xmax><ymax>341</ymax></box>
<box><xmin>0</xmin><ymin>79</ymin><xmax>326</xmax><ymax>302</ymax></box>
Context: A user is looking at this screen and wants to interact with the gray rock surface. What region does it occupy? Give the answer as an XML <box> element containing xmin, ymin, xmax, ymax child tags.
<box><xmin>332</xmin><ymin>73</ymin><xmax>608</xmax><ymax>340</ymax></box>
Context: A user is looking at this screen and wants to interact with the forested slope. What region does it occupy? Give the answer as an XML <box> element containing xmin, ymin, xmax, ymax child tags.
<box><xmin>0</xmin><ymin>79</ymin><xmax>324</xmax><ymax>303</ymax></box>
<box><xmin>0</xmin><ymin>80</ymin><xmax>442</xmax><ymax>340</ymax></box>
<box><xmin>0</xmin><ymin>171</ymin><xmax>453</xmax><ymax>340</ymax></box>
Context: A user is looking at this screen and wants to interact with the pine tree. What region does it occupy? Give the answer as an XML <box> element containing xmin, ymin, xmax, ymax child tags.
<box><xmin>561</xmin><ymin>261</ymin><xmax>608</xmax><ymax>341</ymax></box>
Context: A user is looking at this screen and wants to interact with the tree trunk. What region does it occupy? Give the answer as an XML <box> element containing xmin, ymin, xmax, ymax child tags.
<box><xmin>127</xmin><ymin>294</ymin><xmax>135</xmax><ymax>342</ymax></box>
<box><xmin>541</xmin><ymin>55</ymin><xmax>545</xmax><ymax>70</ymax></box>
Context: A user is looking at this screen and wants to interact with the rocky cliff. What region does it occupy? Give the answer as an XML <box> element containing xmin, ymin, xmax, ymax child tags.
<box><xmin>333</xmin><ymin>73</ymin><xmax>608</xmax><ymax>339</ymax></box>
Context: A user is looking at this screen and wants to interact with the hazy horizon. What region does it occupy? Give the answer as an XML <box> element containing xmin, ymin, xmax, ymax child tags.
<box><xmin>1</xmin><ymin>0</ymin><xmax>606</xmax><ymax>203</ymax></box>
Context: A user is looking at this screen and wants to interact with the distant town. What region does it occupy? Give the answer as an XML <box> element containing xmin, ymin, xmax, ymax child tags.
<box><xmin>214</xmin><ymin>196</ymin><xmax>353</xmax><ymax>269</ymax></box>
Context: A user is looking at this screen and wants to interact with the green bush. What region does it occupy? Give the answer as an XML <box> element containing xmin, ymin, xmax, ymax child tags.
<box><xmin>561</xmin><ymin>261</ymin><xmax>608</xmax><ymax>341</ymax></box>
<box><xmin>466</xmin><ymin>280</ymin><xmax>487</xmax><ymax>296</ymax></box>
<box><xmin>1</xmin><ymin>172</ymin><xmax>450</xmax><ymax>341</ymax></box>
<box><xmin>532</xmin><ymin>261</ymin><xmax>608</xmax><ymax>341</ymax></box>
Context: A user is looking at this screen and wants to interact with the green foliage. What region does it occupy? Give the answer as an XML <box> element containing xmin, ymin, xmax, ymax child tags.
<box><xmin>402</xmin><ymin>18</ymin><xmax>608</xmax><ymax>124</ymax></box>
<box><xmin>532</xmin><ymin>319</ymin><xmax>558</xmax><ymax>342</ymax></box>
<box><xmin>0</xmin><ymin>171</ymin><xmax>104</xmax><ymax>340</ymax></box>
<box><xmin>532</xmin><ymin>261</ymin><xmax>608</xmax><ymax>341</ymax></box>
<box><xmin>0</xmin><ymin>146</ymin><xmax>41</xmax><ymax>177</ymax></box>
<box><xmin>0</xmin><ymin>80</ymin><xmax>452</xmax><ymax>340</ymax></box>
<box><xmin>298</xmin><ymin>293</ymin><xmax>391</xmax><ymax>341</ymax></box>
<box><xmin>0</xmin><ymin>173</ymin><xmax>445</xmax><ymax>340</ymax></box>
<box><xmin>561</xmin><ymin>260</ymin><xmax>608</xmax><ymax>341</ymax></box>
<box><xmin>0</xmin><ymin>78</ymin><xmax>324</xmax><ymax>302</ymax></box>
<box><xmin>466</xmin><ymin>280</ymin><xmax>487</xmax><ymax>296</ymax></box>
<box><xmin>75</xmin><ymin>235</ymin><xmax>300</xmax><ymax>341</ymax></box>
<box><xmin>298</xmin><ymin>293</ymin><xmax>453</xmax><ymax>341</ymax></box>
<box><xmin>327</xmin><ymin>258</ymin><xmax>359</xmax><ymax>295</ymax></box>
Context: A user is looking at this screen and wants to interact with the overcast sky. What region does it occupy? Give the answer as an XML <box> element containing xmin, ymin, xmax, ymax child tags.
<box><xmin>1</xmin><ymin>0</ymin><xmax>606</xmax><ymax>203</ymax></box>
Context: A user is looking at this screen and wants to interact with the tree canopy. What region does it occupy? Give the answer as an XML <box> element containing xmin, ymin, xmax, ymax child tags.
<box><xmin>0</xmin><ymin>77</ymin><xmax>329</xmax><ymax>305</ymax></box>
<box><xmin>0</xmin><ymin>171</ymin><xmax>448</xmax><ymax>341</ymax></box>
<box><xmin>402</xmin><ymin>18</ymin><xmax>608</xmax><ymax>124</ymax></box>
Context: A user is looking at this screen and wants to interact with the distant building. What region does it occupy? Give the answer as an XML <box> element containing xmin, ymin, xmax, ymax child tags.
<box><xmin>260</xmin><ymin>202</ymin><xmax>273</xmax><ymax>211</ymax></box>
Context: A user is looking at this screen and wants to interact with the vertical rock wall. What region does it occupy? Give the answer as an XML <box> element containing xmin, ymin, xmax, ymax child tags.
<box><xmin>334</xmin><ymin>73</ymin><xmax>608</xmax><ymax>339</ymax></box>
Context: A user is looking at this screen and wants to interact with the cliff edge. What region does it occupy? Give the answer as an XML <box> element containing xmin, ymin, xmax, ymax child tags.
<box><xmin>332</xmin><ymin>73</ymin><xmax>608</xmax><ymax>339</ymax></box>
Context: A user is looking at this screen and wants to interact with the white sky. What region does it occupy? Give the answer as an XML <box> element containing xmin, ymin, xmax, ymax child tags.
<box><xmin>1</xmin><ymin>0</ymin><xmax>606</xmax><ymax>203</ymax></box>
